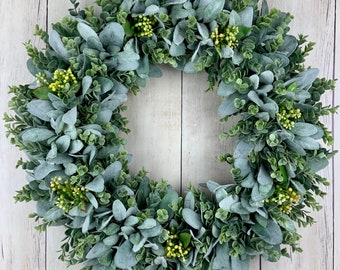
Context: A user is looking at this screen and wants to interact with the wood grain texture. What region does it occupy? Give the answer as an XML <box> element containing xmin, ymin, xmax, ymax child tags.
<box><xmin>333</xmin><ymin>1</ymin><xmax>340</xmax><ymax>269</ymax></box>
<box><xmin>125</xmin><ymin>66</ymin><xmax>182</xmax><ymax>190</ymax></box>
<box><xmin>0</xmin><ymin>0</ymin><xmax>338</xmax><ymax>269</ymax></box>
<box><xmin>0</xmin><ymin>1</ymin><xmax>47</xmax><ymax>269</ymax></box>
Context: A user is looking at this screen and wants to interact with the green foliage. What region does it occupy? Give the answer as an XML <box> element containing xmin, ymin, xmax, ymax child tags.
<box><xmin>4</xmin><ymin>0</ymin><xmax>336</xmax><ymax>269</ymax></box>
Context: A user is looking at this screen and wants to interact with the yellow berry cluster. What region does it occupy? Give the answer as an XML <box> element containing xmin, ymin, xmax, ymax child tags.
<box><xmin>165</xmin><ymin>231</ymin><xmax>191</xmax><ymax>262</ymax></box>
<box><xmin>48</xmin><ymin>68</ymin><xmax>78</xmax><ymax>96</ymax></box>
<box><xmin>50</xmin><ymin>177</ymin><xmax>88</xmax><ymax>212</ymax></box>
<box><xmin>132</xmin><ymin>14</ymin><xmax>157</xmax><ymax>37</ymax></box>
<box><xmin>265</xmin><ymin>186</ymin><xmax>301</xmax><ymax>214</ymax></box>
<box><xmin>211</xmin><ymin>25</ymin><xmax>239</xmax><ymax>48</ymax></box>
<box><xmin>276</xmin><ymin>107</ymin><xmax>302</xmax><ymax>129</ymax></box>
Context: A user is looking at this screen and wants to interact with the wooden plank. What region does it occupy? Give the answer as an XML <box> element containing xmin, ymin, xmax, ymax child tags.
<box><xmin>0</xmin><ymin>0</ymin><xmax>47</xmax><ymax>269</ymax></box>
<box><xmin>125</xmin><ymin>66</ymin><xmax>182</xmax><ymax>190</ymax></box>
<box><xmin>261</xmin><ymin>0</ymin><xmax>335</xmax><ymax>269</ymax></box>
<box><xmin>181</xmin><ymin>72</ymin><xmax>234</xmax><ymax>188</ymax></box>
<box><xmin>333</xmin><ymin>0</ymin><xmax>340</xmax><ymax>269</ymax></box>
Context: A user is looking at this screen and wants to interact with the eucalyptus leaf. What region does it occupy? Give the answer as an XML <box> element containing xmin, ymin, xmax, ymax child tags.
<box><xmin>82</xmin><ymin>76</ymin><xmax>92</xmax><ymax>96</ymax></box>
<box><xmin>291</xmin><ymin>180</ymin><xmax>306</xmax><ymax>195</ymax></box>
<box><xmin>231</xmin><ymin>256</ymin><xmax>250</xmax><ymax>270</ymax></box>
<box><xmin>137</xmin><ymin>55</ymin><xmax>150</xmax><ymax>79</ymax></box>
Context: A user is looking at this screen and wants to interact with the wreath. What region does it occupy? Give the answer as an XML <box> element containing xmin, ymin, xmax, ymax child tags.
<box><xmin>5</xmin><ymin>0</ymin><xmax>336</xmax><ymax>269</ymax></box>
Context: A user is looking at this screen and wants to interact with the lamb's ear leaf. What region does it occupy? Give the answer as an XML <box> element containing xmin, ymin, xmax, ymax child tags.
<box><xmin>85</xmin><ymin>176</ymin><xmax>105</xmax><ymax>192</ymax></box>
<box><xmin>21</xmin><ymin>128</ymin><xmax>55</xmax><ymax>142</ymax></box>
<box><xmin>252</xmin><ymin>219</ymin><xmax>283</xmax><ymax>245</ymax></box>
<box><xmin>114</xmin><ymin>240</ymin><xmax>138</xmax><ymax>268</ymax></box>
<box><xmin>182</xmin><ymin>208</ymin><xmax>202</xmax><ymax>229</ymax></box>
<box><xmin>86</xmin><ymin>241</ymin><xmax>110</xmax><ymax>259</ymax></box>
<box><xmin>112</xmin><ymin>199</ymin><xmax>127</xmax><ymax>221</ymax></box>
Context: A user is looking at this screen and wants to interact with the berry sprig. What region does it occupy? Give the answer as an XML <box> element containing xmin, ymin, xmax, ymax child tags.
<box><xmin>211</xmin><ymin>25</ymin><xmax>239</xmax><ymax>48</ymax></box>
<box><xmin>276</xmin><ymin>107</ymin><xmax>302</xmax><ymax>129</ymax></box>
<box><xmin>48</xmin><ymin>68</ymin><xmax>78</xmax><ymax>96</ymax></box>
<box><xmin>165</xmin><ymin>230</ymin><xmax>191</xmax><ymax>262</ymax></box>
<box><xmin>132</xmin><ymin>14</ymin><xmax>157</xmax><ymax>37</ymax></box>
<box><xmin>50</xmin><ymin>177</ymin><xmax>88</xmax><ymax>212</ymax></box>
<box><xmin>265</xmin><ymin>186</ymin><xmax>301</xmax><ymax>214</ymax></box>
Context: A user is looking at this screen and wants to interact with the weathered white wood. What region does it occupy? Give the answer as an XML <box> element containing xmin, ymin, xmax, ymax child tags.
<box><xmin>333</xmin><ymin>1</ymin><xmax>340</xmax><ymax>269</ymax></box>
<box><xmin>181</xmin><ymin>72</ymin><xmax>234</xmax><ymax>187</ymax></box>
<box><xmin>125</xmin><ymin>66</ymin><xmax>182</xmax><ymax>190</ymax></box>
<box><xmin>262</xmin><ymin>1</ymin><xmax>335</xmax><ymax>269</ymax></box>
<box><xmin>0</xmin><ymin>0</ymin><xmax>47</xmax><ymax>269</ymax></box>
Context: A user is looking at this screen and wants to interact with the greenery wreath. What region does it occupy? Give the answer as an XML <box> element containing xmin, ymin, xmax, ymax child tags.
<box><xmin>5</xmin><ymin>0</ymin><xmax>337</xmax><ymax>269</ymax></box>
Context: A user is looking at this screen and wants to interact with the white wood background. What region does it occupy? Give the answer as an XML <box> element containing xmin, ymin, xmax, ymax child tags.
<box><xmin>0</xmin><ymin>0</ymin><xmax>338</xmax><ymax>269</ymax></box>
